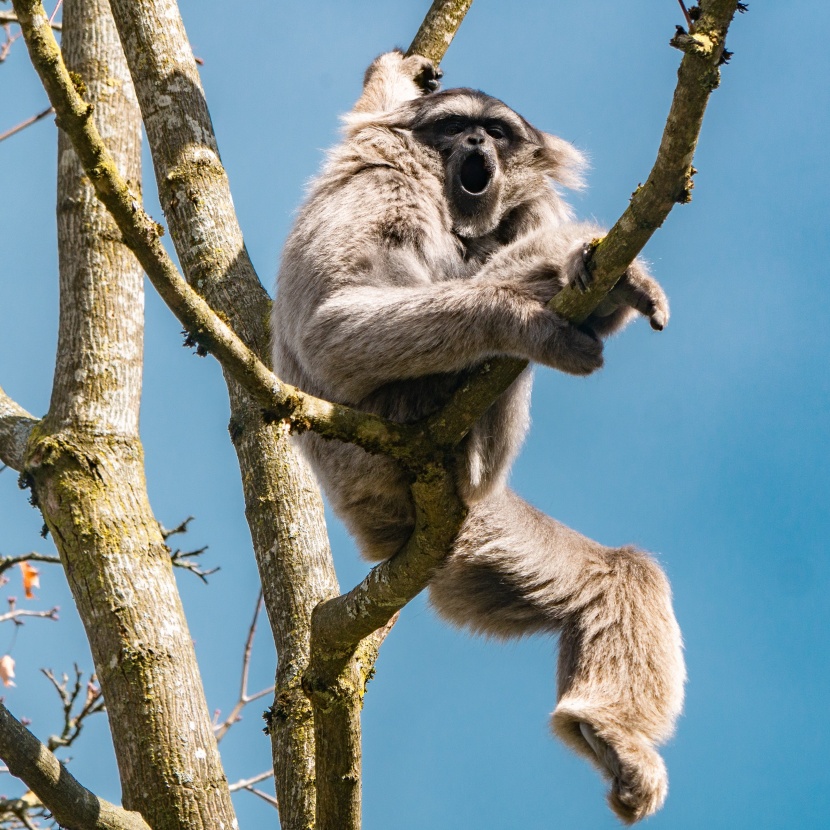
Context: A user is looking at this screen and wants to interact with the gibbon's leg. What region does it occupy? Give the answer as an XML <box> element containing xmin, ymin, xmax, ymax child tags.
<box><xmin>429</xmin><ymin>488</ymin><xmax>685</xmax><ymax>824</ymax></box>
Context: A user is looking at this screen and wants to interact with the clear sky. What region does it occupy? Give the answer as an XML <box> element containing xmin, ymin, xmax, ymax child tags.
<box><xmin>1</xmin><ymin>1</ymin><xmax>828</xmax><ymax>828</ymax></box>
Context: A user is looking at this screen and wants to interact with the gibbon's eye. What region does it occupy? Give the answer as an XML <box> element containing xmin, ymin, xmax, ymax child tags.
<box><xmin>441</xmin><ymin>118</ymin><xmax>466</xmax><ymax>136</ymax></box>
<box><xmin>486</xmin><ymin>123</ymin><xmax>508</xmax><ymax>140</ymax></box>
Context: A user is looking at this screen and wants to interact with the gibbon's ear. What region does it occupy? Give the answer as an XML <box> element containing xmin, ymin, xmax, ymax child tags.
<box><xmin>536</xmin><ymin>132</ymin><xmax>588</xmax><ymax>191</ymax></box>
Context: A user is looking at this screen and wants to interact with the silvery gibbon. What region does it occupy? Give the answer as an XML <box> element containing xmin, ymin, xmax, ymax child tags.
<box><xmin>272</xmin><ymin>51</ymin><xmax>684</xmax><ymax>824</ymax></box>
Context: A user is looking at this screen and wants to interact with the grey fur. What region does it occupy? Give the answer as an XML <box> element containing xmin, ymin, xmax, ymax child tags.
<box><xmin>272</xmin><ymin>51</ymin><xmax>684</xmax><ymax>824</ymax></box>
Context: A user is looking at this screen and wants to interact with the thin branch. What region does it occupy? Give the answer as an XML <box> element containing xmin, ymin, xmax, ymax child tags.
<box><xmin>158</xmin><ymin>515</ymin><xmax>193</xmax><ymax>540</ymax></box>
<box><xmin>676</xmin><ymin>0</ymin><xmax>694</xmax><ymax>30</ymax></box>
<box><xmin>169</xmin><ymin>545</ymin><xmax>218</xmax><ymax>582</ymax></box>
<box><xmin>228</xmin><ymin>769</ymin><xmax>274</xmax><ymax>794</ymax></box>
<box><xmin>0</xmin><ymin>106</ymin><xmax>53</xmax><ymax>143</ymax></box>
<box><xmin>215</xmin><ymin>592</ymin><xmax>274</xmax><ymax>741</ymax></box>
<box><xmin>0</xmin><ymin>387</ymin><xmax>37</xmax><ymax>473</ymax></box>
<box><xmin>0</xmin><ymin>20</ymin><xmax>22</xmax><ymax>62</ymax></box>
<box><xmin>158</xmin><ymin>517</ymin><xmax>219</xmax><ymax>581</ymax></box>
<box><xmin>0</xmin><ymin>10</ymin><xmax>61</xmax><ymax>29</ymax></box>
<box><xmin>0</xmin><ymin>553</ymin><xmax>61</xmax><ymax>577</ymax></box>
<box><xmin>41</xmin><ymin>666</ymin><xmax>105</xmax><ymax>752</ymax></box>
<box><xmin>0</xmin><ymin>608</ymin><xmax>59</xmax><ymax>625</ymax></box>
<box><xmin>242</xmin><ymin>786</ymin><xmax>279</xmax><ymax>809</ymax></box>
<box><xmin>0</xmin><ymin>792</ymin><xmax>51</xmax><ymax>830</ymax></box>
<box><xmin>0</xmin><ymin>702</ymin><xmax>151</xmax><ymax>830</ymax></box>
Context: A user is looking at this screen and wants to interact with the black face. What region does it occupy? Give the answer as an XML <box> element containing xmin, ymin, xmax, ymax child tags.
<box><xmin>413</xmin><ymin>104</ymin><xmax>520</xmax><ymax>237</ymax></box>
<box><xmin>434</xmin><ymin>115</ymin><xmax>512</xmax><ymax>195</ymax></box>
<box><xmin>409</xmin><ymin>90</ymin><xmax>541</xmax><ymax>237</ymax></box>
<box><xmin>425</xmin><ymin>115</ymin><xmax>512</xmax><ymax>231</ymax></box>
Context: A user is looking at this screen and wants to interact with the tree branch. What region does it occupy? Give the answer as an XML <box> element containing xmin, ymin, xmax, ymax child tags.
<box><xmin>0</xmin><ymin>387</ymin><xmax>37</xmax><ymax>472</ymax></box>
<box><xmin>0</xmin><ymin>552</ymin><xmax>61</xmax><ymax>576</ymax></box>
<box><xmin>0</xmin><ymin>703</ymin><xmax>151</xmax><ymax>830</ymax></box>
<box><xmin>406</xmin><ymin>0</ymin><xmax>473</xmax><ymax>63</ymax></box>
<box><xmin>214</xmin><ymin>592</ymin><xmax>274</xmax><ymax>741</ymax></box>
<box><xmin>9</xmin><ymin>2</ymin><xmax>434</xmax><ymax>472</ymax></box>
<box><xmin>41</xmin><ymin>666</ymin><xmax>105</xmax><ymax>752</ymax></box>
<box><xmin>426</xmin><ymin>0</ymin><xmax>742</xmax><ymax>448</ymax></box>
<box><xmin>228</xmin><ymin>770</ymin><xmax>276</xmax><ymax>802</ymax></box>
<box><xmin>0</xmin><ymin>607</ymin><xmax>59</xmax><ymax>625</ymax></box>
<box><xmin>0</xmin><ymin>10</ymin><xmax>61</xmax><ymax>30</ymax></box>
<box><xmin>0</xmin><ymin>106</ymin><xmax>54</xmax><ymax>144</ymax></box>
<box><xmin>99</xmin><ymin>3</ymin><xmax>343</xmax><ymax>826</ymax></box>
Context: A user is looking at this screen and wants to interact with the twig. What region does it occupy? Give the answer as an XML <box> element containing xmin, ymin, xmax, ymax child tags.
<box><xmin>0</xmin><ymin>702</ymin><xmax>151</xmax><ymax>830</ymax></box>
<box><xmin>227</xmin><ymin>769</ymin><xmax>274</xmax><ymax>793</ymax></box>
<box><xmin>0</xmin><ymin>10</ymin><xmax>61</xmax><ymax>30</ymax></box>
<box><xmin>676</xmin><ymin>0</ymin><xmax>694</xmax><ymax>30</ymax></box>
<box><xmin>0</xmin><ymin>20</ymin><xmax>22</xmax><ymax>62</ymax></box>
<box><xmin>228</xmin><ymin>771</ymin><xmax>278</xmax><ymax>809</ymax></box>
<box><xmin>0</xmin><ymin>0</ymin><xmax>59</xmax><ymax>62</ymax></box>
<box><xmin>0</xmin><ymin>552</ymin><xmax>61</xmax><ymax>577</ymax></box>
<box><xmin>0</xmin><ymin>607</ymin><xmax>59</xmax><ymax>625</ymax></box>
<box><xmin>215</xmin><ymin>592</ymin><xmax>274</xmax><ymax>741</ymax></box>
<box><xmin>169</xmin><ymin>546</ymin><xmax>218</xmax><ymax>583</ymax></box>
<box><xmin>159</xmin><ymin>517</ymin><xmax>218</xmax><ymax>582</ymax></box>
<box><xmin>158</xmin><ymin>516</ymin><xmax>194</xmax><ymax>540</ymax></box>
<box><xmin>0</xmin><ymin>792</ymin><xmax>50</xmax><ymax>830</ymax></box>
<box><xmin>41</xmin><ymin>665</ymin><xmax>105</xmax><ymax>752</ymax></box>
<box><xmin>0</xmin><ymin>106</ymin><xmax>53</xmax><ymax>143</ymax></box>
<box><xmin>242</xmin><ymin>786</ymin><xmax>279</xmax><ymax>809</ymax></box>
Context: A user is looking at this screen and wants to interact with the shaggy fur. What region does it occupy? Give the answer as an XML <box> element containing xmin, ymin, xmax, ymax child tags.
<box><xmin>272</xmin><ymin>51</ymin><xmax>684</xmax><ymax>823</ymax></box>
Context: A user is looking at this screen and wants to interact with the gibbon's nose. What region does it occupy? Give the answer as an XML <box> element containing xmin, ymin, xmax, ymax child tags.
<box><xmin>464</xmin><ymin>129</ymin><xmax>486</xmax><ymax>146</ymax></box>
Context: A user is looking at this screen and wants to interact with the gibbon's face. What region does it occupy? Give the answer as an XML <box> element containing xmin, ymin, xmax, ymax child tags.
<box><xmin>411</xmin><ymin>90</ymin><xmax>545</xmax><ymax>238</ymax></box>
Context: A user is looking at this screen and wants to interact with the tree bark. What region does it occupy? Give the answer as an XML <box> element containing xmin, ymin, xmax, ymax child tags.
<box><xmin>13</xmin><ymin>2</ymin><xmax>237</xmax><ymax>828</ymax></box>
<box><xmin>0</xmin><ymin>387</ymin><xmax>37</xmax><ymax>470</ymax></box>
<box><xmin>406</xmin><ymin>0</ymin><xmax>474</xmax><ymax>62</ymax></box>
<box><xmin>103</xmin><ymin>2</ymin><xmax>342</xmax><ymax>825</ymax></box>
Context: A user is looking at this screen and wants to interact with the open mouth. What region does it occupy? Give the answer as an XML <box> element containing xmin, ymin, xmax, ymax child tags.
<box><xmin>459</xmin><ymin>152</ymin><xmax>491</xmax><ymax>194</ymax></box>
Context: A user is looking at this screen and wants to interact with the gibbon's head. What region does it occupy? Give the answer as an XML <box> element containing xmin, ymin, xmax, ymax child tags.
<box><xmin>409</xmin><ymin>89</ymin><xmax>585</xmax><ymax>238</ymax></box>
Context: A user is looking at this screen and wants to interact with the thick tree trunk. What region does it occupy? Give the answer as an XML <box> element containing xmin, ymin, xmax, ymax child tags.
<box><xmin>103</xmin><ymin>3</ymin><xmax>342</xmax><ymax>825</ymax></box>
<box><xmin>22</xmin><ymin>2</ymin><xmax>237</xmax><ymax>828</ymax></box>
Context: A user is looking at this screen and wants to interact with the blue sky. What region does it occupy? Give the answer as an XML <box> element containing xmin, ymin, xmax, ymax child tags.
<box><xmin>1</xmin><ymin>1</ymin><xmax>828</xmax><ymax>828</ymax></box>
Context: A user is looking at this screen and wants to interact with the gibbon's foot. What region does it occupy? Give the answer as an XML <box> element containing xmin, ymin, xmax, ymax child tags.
<box><xmin>574</xmin><ymin>720</ymin><xmax>668</xmax><ymax>824</ymax></box>
<box><xmin>402</xmin><ymin>53</ymin><xmax>443</xmax><ymax>93</ymax></box>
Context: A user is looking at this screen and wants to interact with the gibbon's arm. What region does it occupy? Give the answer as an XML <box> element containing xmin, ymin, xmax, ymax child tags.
<box><xmin>302</xmin><ymin>274</ymin><xmax>602</xmax><ymax>401</ymax></box>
